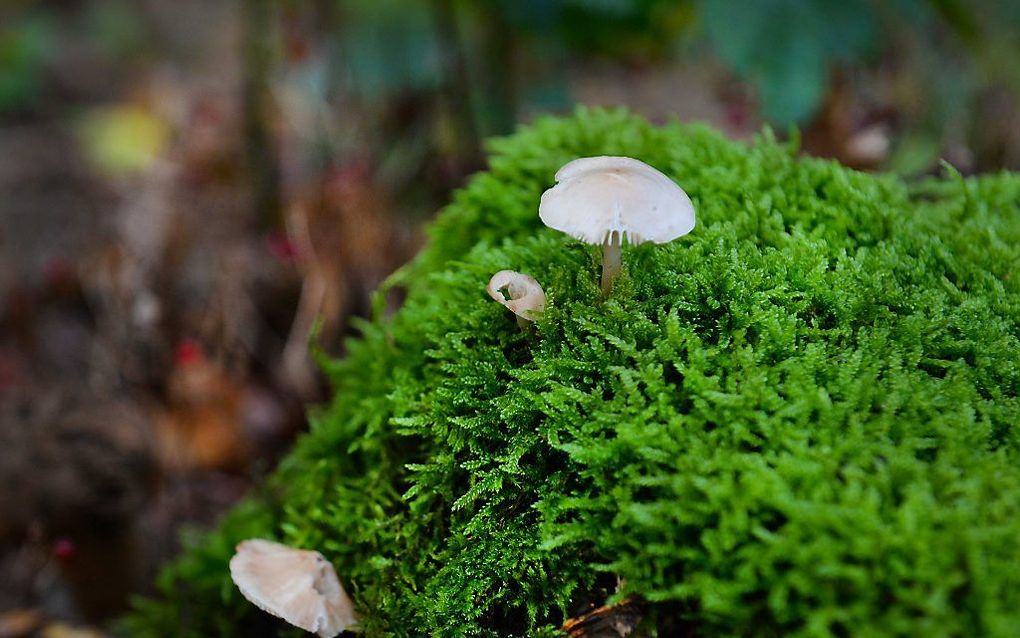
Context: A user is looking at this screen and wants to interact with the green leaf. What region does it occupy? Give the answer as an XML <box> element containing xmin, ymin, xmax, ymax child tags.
<box><xmin>699</xmin><ymin>0</ymin><xmax>878</xmax><ymax>124</ymax></box>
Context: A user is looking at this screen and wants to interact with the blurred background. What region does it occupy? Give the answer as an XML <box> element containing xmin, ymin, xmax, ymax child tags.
<box><xmin>1</xmin><ymin>0</ymin><xmax>1018</xmax><ymax>635</ymax></box>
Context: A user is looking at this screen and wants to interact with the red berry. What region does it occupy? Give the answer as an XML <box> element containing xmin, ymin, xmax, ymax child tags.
<box><xmin>175</xmin><ymin>339</ymin><xmax>203</xmax><ymax>366</ymax></box>
<box><xmin>53</xmin><ymin>538</ymin><xmax>75</xmax><ymax>560</ymax></box>
<box><xmin>266</xmin><ymin>232</ymin><xmax>299</xmax><ymax>262</ymax></box>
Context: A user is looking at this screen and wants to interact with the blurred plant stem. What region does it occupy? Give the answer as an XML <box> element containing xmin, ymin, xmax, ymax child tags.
<box><xmin>60</xmin><ymin>530</ymin><xmax>143</xmax><ymax>622</ymax></box>
<box><xmin>243</xmin><ymin>0</ymin><xmax>282</xmax><ymax>231</ymax></box>
<box><xmin>476</xmin><ymin>3</ymin><xmax>516</xmax><ymax>136</ymax></box>
<box><xmin>431</xmin><ymin>0</ymin><xmax>482</xmax><ymax>166</ymax></box>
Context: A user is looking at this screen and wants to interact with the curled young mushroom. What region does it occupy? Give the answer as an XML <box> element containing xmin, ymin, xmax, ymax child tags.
<box><xmin>230</xmin><ymin>539</ymin><xmax>357</xmax><ymax>638</ymax></box>
<box><xmin>487</xmin><ymin>270</ymin><xmax>546</xmax><ymax>328</ymax></box>
<box><xmin>539</xmin><ymin>156</ymin><xmax>696</xmax><ymax>294</ymax></box>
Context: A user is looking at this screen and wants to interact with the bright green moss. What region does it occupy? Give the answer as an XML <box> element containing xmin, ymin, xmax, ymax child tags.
<box><xmin>121</xmin><ymin>109</ymin><xmax>1020</xmax><ymax>637</ymax></box>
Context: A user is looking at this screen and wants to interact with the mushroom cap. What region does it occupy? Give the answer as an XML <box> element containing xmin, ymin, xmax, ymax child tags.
<box><xmin>229</xmin><ymin>539</ymin><xmax>356</xmax><ymax>638</ymax></box>
<box><xmin>539</xmin><ymin>156</ymin><xmax>695</xmax><ymax>245</ymax></box>
<box><xmin>487</xmin><ymin>270</ymin><xmax>545</xmax><ymax>321</ymax></box>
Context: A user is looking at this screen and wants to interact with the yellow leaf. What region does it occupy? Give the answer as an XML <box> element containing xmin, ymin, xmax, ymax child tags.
<box><xmin>78</xmin><ymin>104</ymin><xmax>169</xmax><ymax>175</ymax></box>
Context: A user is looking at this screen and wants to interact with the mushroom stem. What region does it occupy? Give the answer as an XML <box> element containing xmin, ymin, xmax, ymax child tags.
<box><xmin>601</xmin><ymin>232</ymin><xmax>622</xmax><ymax>295</ymax></box>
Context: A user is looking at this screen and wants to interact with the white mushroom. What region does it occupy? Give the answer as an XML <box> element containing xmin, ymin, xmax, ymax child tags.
<box><xmin>538</xmin><ymin>156</ymin><xmax>696</xmax><ymax>294</ymax></box>
<box><xmin>487</xmin><ymin>270</ymin><xmax>545</xmax><ymax>328</ymax></box>
<box><xmin>229</xmin><ymin>539</ymin><xmax>356</xmax><ymax>637</ymax></box>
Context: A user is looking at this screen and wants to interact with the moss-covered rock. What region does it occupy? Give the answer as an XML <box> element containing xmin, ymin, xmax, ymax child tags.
<box><xmin>122</xmin><ymin>109</ymin><xmax>1020</xmax><ymax>637</ymax></box>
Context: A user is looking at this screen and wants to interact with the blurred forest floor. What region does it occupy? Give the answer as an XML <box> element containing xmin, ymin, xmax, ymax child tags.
<box><xmin>1</xmin><ymin>1</ymin><xmax>1018</xmax><ymax>636</ymax></box>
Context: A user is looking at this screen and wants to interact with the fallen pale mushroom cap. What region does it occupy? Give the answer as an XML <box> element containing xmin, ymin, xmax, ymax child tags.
<box><xmin>539</xmin><ymin>156</ymin><xmax>695</xmax><ymax>245</ymax></box>
<box><xmin>487</xmin><ymin>270</ymin><xmax>545</xmax><ymax>322</ymax></box>
<box><xmin>229</xmin><ymin>539</ymin><xmax>356</xmax><ymax>638</ymax></box>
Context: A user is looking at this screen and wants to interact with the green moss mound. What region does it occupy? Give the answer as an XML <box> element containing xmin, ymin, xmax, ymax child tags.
<box><xmin>122</xmin><ymin>109</ymin><xmax>1020</xmax><ymax>637</ymax></box>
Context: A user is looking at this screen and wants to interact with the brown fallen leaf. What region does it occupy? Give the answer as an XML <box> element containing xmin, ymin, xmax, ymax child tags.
<box><xmin>155</xmin><ymin>341</ymin><xmax>250</xmax><ymax>471</ymax></box>
<box><xmin>562</xmin><ymin>597</ymin><xmax>643</xmax><ymax>638</ymax></box>
<box><xmin>0</xmin><ymin>609</ymin><xmax>43</xmax><ymax>638</ymax></box>
<box><xmin>39</xmin><ymin>623</ymin><xmax>107</xmax><ymax>638</ymax></box>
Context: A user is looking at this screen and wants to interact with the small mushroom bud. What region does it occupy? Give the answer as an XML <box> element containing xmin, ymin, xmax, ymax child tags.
<box><xmin>487</xmin><ymin>270</ymin><xmax>545</xmax><ymax>328</ymax></box>
<box><xmin>230</xmin><ymin>539</ymin><xmax>357</xmax><ymax>637</ymax></box>
<box><xmin>538</xmin><ymin>156</ymin><xmax>696</xmax><ymax>295</ymax></box>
